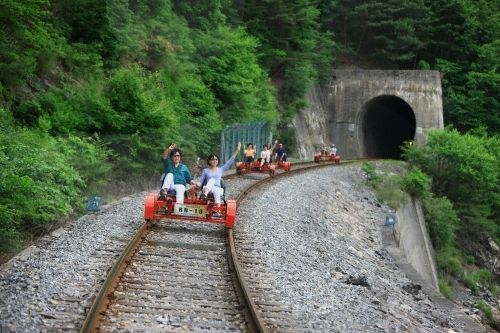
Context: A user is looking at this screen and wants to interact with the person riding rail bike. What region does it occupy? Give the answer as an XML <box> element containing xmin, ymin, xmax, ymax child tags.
<box><xmin>159</xmin><ymin>143</ymin><xmax>197</xmax><ymax>204</ymax></box>
<box><xmin>198</xmin><ymin>143</ymin><xmax>241</xmax><ymax>217</ymax></box>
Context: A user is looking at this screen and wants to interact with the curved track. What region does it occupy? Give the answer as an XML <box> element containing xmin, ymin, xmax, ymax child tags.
<box><xmin>81</xmin><ymin>160</ymin><xmax>343</xmax><ymax>332</ymax></box>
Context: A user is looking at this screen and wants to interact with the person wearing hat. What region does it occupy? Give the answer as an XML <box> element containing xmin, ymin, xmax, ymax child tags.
<box><xmin>330</xmin><ymin>144</ymin><xmax>337</xmax><ymax>156</ymax></box>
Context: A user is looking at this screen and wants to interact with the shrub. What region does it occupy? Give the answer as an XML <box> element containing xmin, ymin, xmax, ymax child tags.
<box><xmin>0</xmin><ymin>109</ymin><xmax>84</xmax><ymax>249</ymax></box>
<box><xmin>439</xmin><ymin>277</ymin><xmax>454</xmax><ymax>299</ymax></box>
<box><xmin>59</xmin><ymin>135</ymin><xmax>114</xmax><ymax>195</ymax></box>
<box><xmin>477</xmin><ymin>300</ymin><xmax>499</xmax><ymax>329</ymax></box>
<box><xmin>374</xmin><ymin>176</ymin><xmax>408</xmax><ymax>210</ymax></box>
<box><xmin>472</xmin><ymin>268</ymin><xmax>494</xmax><ymax>287</ymax></box>
<box><xmin>403</xmin><ymin>128</ymin><xmax>499</xmax><ymax>241</ymax></box>
<box><xmin>361</xmin><ymin>162</ymin><xmax>407</xmax><ymax>209</ymax></box>
<box><xmin>463</xmin><ymin>274</ymin><xmax>479</xmax><ymax>293</ymax></box>
<box><xmin>361</xmin><ymin>162</ymin><xmax>381</xmax><ymax>186</ymax></box>
<box><xmin>423</xmin><ymin>195</ymin><xmax>458</xmax><ymax>252</ymax></box>
<box><xmin>401</xmin><ymin>167</ymin><xmax>431</xmax><ymax>199</ymax></box>
<box><xmin>193</xmin><ymin>26</ymin><xmax>278</xmax><ymax>124</ymax></box>
<box><xmin>464</xmin><ymin>268</ymin><xmax>496</xmax><ymax>295</ymax></box>
<box><xmin>441</xmin><ymin>254</ymin><xmax>463</xmax><ymax>278</ymax></box>
<box><xmin>465</xmin><ymin>255</ymin><xmax>475</xmax><ymax>264</ymax></box>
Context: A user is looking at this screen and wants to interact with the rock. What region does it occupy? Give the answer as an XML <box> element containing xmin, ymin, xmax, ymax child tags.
<box><xmin>344</xmin><ymin>274</ymin><xmax>370</xmax><ymax>288</ymax></box>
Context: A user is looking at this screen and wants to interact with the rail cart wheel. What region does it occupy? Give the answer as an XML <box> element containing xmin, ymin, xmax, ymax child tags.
<box><xmin>224</xmin><ymin>200</ymin><xmax>237</xmax><ymax>228</ymax></box>
<box><xmin>144</xmin><ymin>194</ymin><xmax>156</xmax><ymax>220</ymax></box>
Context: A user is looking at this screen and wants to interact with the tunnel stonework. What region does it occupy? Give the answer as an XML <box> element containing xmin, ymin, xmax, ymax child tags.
<box><xmin>294</xmin><ymin>70</ymin><xmax>443</xmax><ymax>159</ymax></box>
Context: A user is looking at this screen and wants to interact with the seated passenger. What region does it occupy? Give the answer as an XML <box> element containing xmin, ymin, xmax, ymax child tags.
<box><xmin>259</xmin><ymin>140</ymin><xmax>277</xmax><ymax>165</ymax></box>
<box><xmin>330</xmin><ymin>143</ymin><xmax>337</xmax><ymax>156</ymax></box>
<box><xmin>160</xmin><ymin>143</ymin><xmax>197</xmax><ymax>204</ymax></box>
<box><xmin>244</xmin><ymin>143</ymin><xmax>255</xmax><ymax>163</ymax></box>
<box><xmin>275</xmin><ymin>142</ymin><xmax>287</xmax><ymax>162</ymax></box>
<box><xmin>259</xmin><ymin>144</ymin><xmax>269</xmax><ymax>166</ymax></box>
<box><xmin>199</xmin><ymin>143</ymin><xmax>241</xmax><ymax>212</ymax></box>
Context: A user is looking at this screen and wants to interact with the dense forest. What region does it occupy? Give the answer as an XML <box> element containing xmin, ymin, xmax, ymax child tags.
<box><xmin>0</xmin><ymin>0</ymin><xmax>498</xmax><ymax>318</ymax></box>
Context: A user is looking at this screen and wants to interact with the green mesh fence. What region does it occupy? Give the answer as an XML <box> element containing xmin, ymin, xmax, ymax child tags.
<box><xmin>220</xmin><ymin>122</ymin><xmax>273</xmax><ymax>164</ymax></box>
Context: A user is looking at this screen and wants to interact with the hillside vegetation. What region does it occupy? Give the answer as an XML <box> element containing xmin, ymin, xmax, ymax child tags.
<box><xmin>0</xmin><ymin>0</ymin><xmax>498</xmax><ymax>315</ymax></box>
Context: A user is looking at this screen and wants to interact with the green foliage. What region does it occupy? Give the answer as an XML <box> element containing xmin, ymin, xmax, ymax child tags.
<box><xmin>374</xmin><ymin>176</ymin><xmax>408</xmax><ymax>210</ymax></box>
<box><xmin>282</xmin><ymin>62</ymin><xmax>315</xmax><ymax>116</ymax></box>
<box><xmin>131</xmin><ymin>0</ymin><xmax>196</xmax><ymax>75</ymax></box>
<box><xmin>477</xmin><ymin>300</ymin><xmax>498</xmax><ymax>329</ymax></box>
<box><xmin>361</xmin><ymin>162</ymin><xmax>407</xmax><ymax>209</ymax></box>
<box><xmin>438</xmin><ymin>277</ymin><xmax>455</xmax><ymax>299</ymax></box>
<box><xmin>175</xmin><ymin>74</ymin><xmax>222</xmax><ymax>157</ymax></box>
<box><xmin>193</xmin><ymin>26</ymin><xmax>278</xmax><ymax>124</ymax></box>
<box><xmin>438</xmin><ymin>251</ymin><xmax>463</xmax><ymax>278</ymax></box>
<box><xmin>0</xmin><ymin>109</ymin><xmax>84</xmax><ymax>250</ymax></box>
<box><xmin>59</xmin><ymin>135</ymin><xmax>114</xmax><ymax>195</ymax></box>
<box><xmin>422</xmin><ymin>195</ymin><xmax>458</xmax><ymax>253</ymax></box>
<box><xmin>465</xmin><ymin>255</ymin><xmax>475</xmax><ymax>264</ymax></box>
<box><xmin>420</xmin><ymin>0</ymin><xmax>471</xmax><ymax>63</ymax></box>
<box><xmin>0</xmin><ymin>0</ymin><xmax>61</xmax><ymax>97</ymax></box>
<box><xmin>471</xmin><ymin>268</ymin><xmax>494</xmax><ymax>287</ymax></box>
<box><xmin>463</xmin><ymin>274</ymin><xmax>479</xmax><ymax>293</ymax></box>
<box><xmin>51</xmin><ymin>0</ymin><xmax>136</xmax><ymax>67</ymax></box>
<box><xmin>240</xmin><ymin>0</ymin><xmax>335</xmax><ymax>116</ymax></box>
<box><xmin>276</xmin><ymin>124</ymin><xmax>297</xmax><ymax>155</ymax></box>
<box><xmin>401</xmin><ymin>167</ymin><xmax>431</xmax><ymax>199</ymax></box>
<box><xmin>421</xmin><ymin>0</ymin><xmax>500</xmax><ymax>134</ymax></box>
<box><xmin>322</xmin><ymin>0</ymin><xmax>428</xmax><ymax>67</ymax></box>
<box><xmin>171</xmin><ymin>0</ymin><xmax>235</xmax><ymax>30</ymax></box>
<box><xmin>403</xmin><ymin>128</ymin><xmax>499</xmax><ymax>241</ymax></box>
<box><xmin>361</xmin><ymin>162</ymin><xmax>382</xmax><ymax>186</ymax></box>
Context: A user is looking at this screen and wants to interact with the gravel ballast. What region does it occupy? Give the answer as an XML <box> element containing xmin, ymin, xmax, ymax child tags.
<box><xmin>235</xmin><ymin>164</ymin><xmax>488</xmax><ymax>332</ymax></box>
<box><xmin>0</xmin><ymin>164</ymin><xmax>490</xmax><ymax>332</ymax></box>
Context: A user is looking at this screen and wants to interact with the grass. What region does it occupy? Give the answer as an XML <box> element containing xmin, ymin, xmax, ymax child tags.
<box><xmin>438</xmin><ymin>277</ymin><xmax>455</xmax><ymax>299</ymax></box>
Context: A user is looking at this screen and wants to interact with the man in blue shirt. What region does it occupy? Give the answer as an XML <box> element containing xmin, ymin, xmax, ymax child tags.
<box><xmin>275</xmin><ymin>142</ymin><xmax>287</xmax><ymax>161</ymax></box>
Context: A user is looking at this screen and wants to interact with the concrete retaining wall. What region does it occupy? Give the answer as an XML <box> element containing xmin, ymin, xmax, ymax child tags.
<box><xmin>394</xmin><ymin>198</ymin><xmax>439</xmax><ymax>292</ymax></box>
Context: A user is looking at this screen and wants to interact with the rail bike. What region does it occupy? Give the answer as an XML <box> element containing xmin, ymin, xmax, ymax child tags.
<box><xmin>273</xmin><ymin>159</ymin><xmax>292</xmax><ymax>171</ymax></box>
<box><xmin>313</xmin><ymin>151</ymin><xmax>341</xmax><ymax>164</ymax></box>
<box><xmin>144</xmin><ymin>185</ymin><xmax>236</xmax><ymax>228</ymax></box>
<box><xmin>235</xmin><ymin>160</ymin><xmax>276</xmax><ymax>176</ymax></box>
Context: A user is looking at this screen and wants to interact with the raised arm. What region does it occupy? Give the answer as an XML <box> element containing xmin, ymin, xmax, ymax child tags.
<box><xmin>230</xmin><ymin>142</ymin><xmax>241</xmax><ymax>160</ymax></box>
<box><xmin>220</xmin><ymin>142</ymin><xmax>242</xmax><ymax>172</ymax></box>
<box><xmin>270</xmin><ymin>140</ymin><xmax>278</xmax><ymax>151</ymax></box>
<box><xmin>162</xmin><ymin>143</ymin><xmax>176</xmax><ymax>159</ymax></box>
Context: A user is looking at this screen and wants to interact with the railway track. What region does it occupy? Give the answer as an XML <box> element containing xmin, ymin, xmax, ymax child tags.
<box><xmin>3</xmin><ymin>158</ymin><xmax>486</xmax><ymax>333</ymax></box>
<box><xmin>80</xmin><ymin>160</ymin><xmax>343</xmax><ymax>332</ymax></box>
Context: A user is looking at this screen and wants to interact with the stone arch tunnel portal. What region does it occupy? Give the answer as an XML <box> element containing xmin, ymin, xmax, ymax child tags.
<box><xmin>361</xmin><ymin>95</ymin><xmax>416</xmax><ymax>159</ymax></box>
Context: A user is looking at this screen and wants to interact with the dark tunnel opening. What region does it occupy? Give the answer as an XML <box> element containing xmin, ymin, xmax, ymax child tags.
<box><xmin>362</xmin><ymin>95</ymin><xmax>416</xmax><ymax>159</ymax></box>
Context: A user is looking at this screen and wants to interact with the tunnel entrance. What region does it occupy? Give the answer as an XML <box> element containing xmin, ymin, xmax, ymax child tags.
<box><xmin>361</xmin><ymin>95</ymin><xmax>416</xmax><ymax>159</ymax></box>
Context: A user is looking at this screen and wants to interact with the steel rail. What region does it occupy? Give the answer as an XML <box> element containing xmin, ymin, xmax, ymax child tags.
<box><xmin>224</xmin><ymin>159</ymin><xmax>351</xmax><ymax>332</ymax></box>
<box><xmin>80</xmin><ymin>159</ymin><xmax>355</xmax><ymax>332</ymax></box>
<box><xmin>80</xmin><ymin>222</ymin><xmax>150</xmax><ymax>333</ymax></box>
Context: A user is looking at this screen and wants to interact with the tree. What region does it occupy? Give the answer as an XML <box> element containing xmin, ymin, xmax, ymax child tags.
<box><xmin>421</xmin><ymin>0</ymin><xmax>499</xmax><ymax>134</ymax></box>
<box><xmin>0</xmin><ymin>0</ymin><xmax>59</xmax><ymax>97</ymax></box>
<box><xmin>193</xmin><ymin>26</ymin><xmax>278</xmax><ymax>124</ymax></box>
<box><xmin>321</xmin><ymin>0</ymin><xmax>428</xmax><ymax>68</ymax></box>
<box><xmin>403</xmin><ymin>128</ymin><xmax>499</xmax><ymax>241</ymax></box>
<box><xmin>51</xmin><ymin>0</ymin><xmax>136</xmax><ymax>67</ymax></box>
<box><xmin>238</xmin><ymin>0</ymin><xmax>335</xmax><ymax>119</ymax></box>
